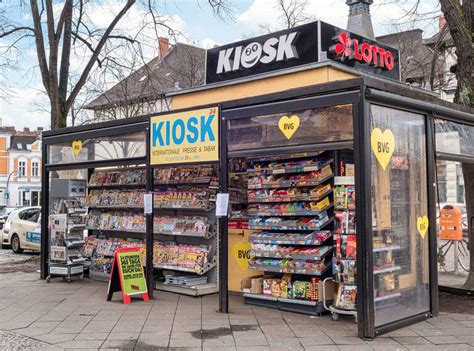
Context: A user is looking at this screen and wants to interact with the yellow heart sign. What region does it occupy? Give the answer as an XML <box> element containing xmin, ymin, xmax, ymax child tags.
<box><xmin>72</xmin><ymin>140</ymin><xmax>82</xmax><ymax>157</ymax></box>
<box><xmin>417</xmin><ymin>216</ymin><xmax>429</xmax><ymax>240</ymax></box>
<box><xmin>278</xmin><ymin>115</ymin><xmax>300</xmax><ymax>140</ymax></box>
<box><xmin>231</xmin><ymin>242</ymin><xmax>253</xmax><ymax>271</ymax></box>
<box><xmin>370</xmin><ymin>128</ymin><xmax>395</xmax><ymax>170</ymax></box>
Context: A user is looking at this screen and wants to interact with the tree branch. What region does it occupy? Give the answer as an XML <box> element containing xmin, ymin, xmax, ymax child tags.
<box><xmin>29</xmin><ymin>0</ymin><xmax>50</xmax><ymax>94</ymax></box>
<box><xmin>66</xmin><ymin>0</ymin><xmax>136</xmax><ymax>110</ymax></box>
<box><xmin>0</xmin><ymin>26</ymin><xmax>35</xmax><ymax>38</ymax></box>
<box><xmin>58</xmin><ymin>0</ymin><xmax>73</xmax><ymax>102</ymax></box>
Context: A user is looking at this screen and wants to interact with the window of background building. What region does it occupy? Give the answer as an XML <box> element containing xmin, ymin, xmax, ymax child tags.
<box><xmin>18</xmin><ymin>161</ymin><xmax>26</xmax><ymax>177</ymax></box>
<box><xmin>32</xmin><ymin>161</ymin><xmax>39</xmax><ymax>177</ymax></box>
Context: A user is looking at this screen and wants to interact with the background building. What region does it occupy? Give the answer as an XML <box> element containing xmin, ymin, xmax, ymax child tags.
<box><xmin>0</xmin><ymin>124</ymin><xmax>42</xmax><ymax>207</ymax></box>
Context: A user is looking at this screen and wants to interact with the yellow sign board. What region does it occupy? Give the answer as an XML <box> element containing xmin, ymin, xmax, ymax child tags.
<box><xmin>231</xmin><ymin>241</ymin><xmax>253</xmax><ymax>271</ymax></box>
<box><xmin>278</xmin><ymin>115</ymin><xmax>300</xmax><ymax>140</ymax></box>
<box><xmin>417</xmin><ymin>215</ymin><xmax>429</xmax><ymax>240</ymax></box>
<box><xmin>150</xmin><ymin>107</ymin><xmax>219</xmax><ymax>165</ymax></box>
<box><xmin>370</xmin><ymin>128</ymin><xmax>395</xmax><ymax>170</ymax></box>
<box><xmin>72</xmin><ymin>140</ymin><xmax>82</xmax><ymax>156</ymax></box>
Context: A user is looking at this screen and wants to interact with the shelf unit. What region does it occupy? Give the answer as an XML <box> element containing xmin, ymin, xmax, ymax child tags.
<box><xmin>85</xmin><ymin>167</ymin><xmax>147</xmax><ymax>280</ymax></box>
<box><xmin>250</xmin><ymin>245</ymin><xmax>332</xmax><ymax>261</ymax></box>
<box><xmin>332</xmin><ymin>176</ymin><xmax>358</xmax><ymax>312</ymax></box>
<box><xmin>153</xmin><ymin>164</ymin><xmax>219</xmax><ymax>296</ymax></box>
<box><xmin>244</xmin><ymin>155</ymin><xmax>335</xmax><ymax>315</ymax></box>
<box><xmin>48</xmin><ymin>181</ymin><xmax>88</xmax><ymax>283</ymax></box>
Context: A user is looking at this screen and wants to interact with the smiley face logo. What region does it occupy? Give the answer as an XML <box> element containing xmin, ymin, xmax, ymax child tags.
<box><xmin>241</xmin><ymin>42</ymin><xmax>262</xmax><ymax>68</ymax></box>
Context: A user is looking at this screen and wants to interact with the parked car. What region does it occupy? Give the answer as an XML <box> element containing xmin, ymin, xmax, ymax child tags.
<box><xmin>0</xmin><ymin>206</ymin><xmax>19</xmax><ymax>232</ymax></box>
<box><xmin>2</xmin><ymin>206</ymin><xmax>41</xmax><ymax>253</ymax></box>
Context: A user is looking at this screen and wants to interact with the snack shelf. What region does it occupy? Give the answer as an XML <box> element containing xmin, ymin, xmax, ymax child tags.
<box><xmin>155</xmin><ymin>282</ymin><xmax>218</xmax><ymax>296</ymax></box>
<box><xmin>154</xmin><ymin>180</ymin><xmax>214</xmax><ymax>186</ymax></box>
<box><xmin>88</xmin><ymin>183</ymin><xmax>145</xmax><ymax>189</ymax></box>
<box><xmin>373</xmin><ymin>265</ymin><xmax>402</xmax><ymax>275</ymax></box>
<box><xmin>154</xmin><ymin>205</ymin><xmax>215</xmax><ymax>211</ymax></box>
<box><xmin>247</xmin><ymin>159</ymin><xmax>334</xmax><ymax>175</ymax></box>
<box><xmin>248</xmin><ymin>174</ymin><xmax>334</xmax><ymax>190</ymax></box>
<box><xmin>243</xmin><ymin>293</ymin><xmax>326</xmax><ymax>315</ymax></box>
<box><xmin>248</xmin><ymin>203</ymin><xmax>333</xmax><ymax>217</ymax></box>
<box><xmin>374</xmin><ymin>292</ymin><xmax>402</xmax><ymax>302</ymax></box>
<box><xmin>248</xmin><ymin>262</ymin><xmax>331</xmax><ymax>276</ymax></box>
<box><xmin>250</xmin><ymin>246</ymin><xmax>332</xmax><ymax>261</ymax></box>
<box><xmin>248</xmin><ymin>188</ymin><xmax>333</xmax><ymax>204</ymax></box>
<box><xmin>373</xmin><ymin>245</ymin><xmax>401</xmax><ymax>253</ymax></box>
<box><xmin>249</xmin><ymin>232</ymin><xmax>331</xmax><ymax>246</ymax></box>
<box><xmin>154</xmin><ymin>262</ymin><xmax>216</xmax><ymax>275</ymax></box>
<box><xmin>248</xmin><ymin>217</ymin><xmax>334</xmax><ymax>231</ymax></box>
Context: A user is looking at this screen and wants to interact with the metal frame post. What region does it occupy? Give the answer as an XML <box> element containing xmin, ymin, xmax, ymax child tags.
<box><xmin>426</xmin><ymin>113</ymin><xmax>439</xmax><ymax>317</ymax></box>
<box><xmin>219</xmin><ymin>109</ymin><xmax>229</xmax><ymax>313</ymax></box>
<box><xmin>355</xmin><ymin>88</ymin><xmax>375</xmax><ymax>338</ymax></box>
<box><xmin>145</xmin><ymin>125</ymin><xmax>154</xmax><ymax>299</ymax></box>
<box><xmin>40</xmin><ymin>141</ymin><xmax>49</xmax><ymax>279</ymax></box>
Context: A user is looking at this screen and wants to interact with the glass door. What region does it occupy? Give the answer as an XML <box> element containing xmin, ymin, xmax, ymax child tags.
<box><xmin>369</xmin><ymin>104</ymin><xmax>431</xmax><ymax>329</ymax></box>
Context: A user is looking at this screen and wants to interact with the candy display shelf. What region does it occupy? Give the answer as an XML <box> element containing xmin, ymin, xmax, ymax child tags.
<box><xmin>244</xmin><ymin>154</ymin><xmax>335</xmax><ymax>315</ymax></box>
<box><xmin>248</xmin><ymin>187</ymin><xmax>333</xmax><ymax>204</ymax></box>
<box><xmin>243</xmin><ymin>293</ymin><xmax>326</xmax><ymax>315</ymax></box>
<box><xmin>250</xmin><ymin>245</ymin><xmax>332</xmax><ymax>261</ymax></box>
<box><xmin>247</xmin><ymin>204</ymin><xmax>333</xmax><ymax>217</ymax></box>
<box><xmin>247</xmin><ymin>159</ymin><xmax>334</xmax><ymax>175</ymax></box>
<box><xmin>248</xmin><ymin>262</ymin><xmax>331</xmax><ymax>276</ymax></box>
<box><xmin>248</xmin><ymin>173</ymin><xmax>334</xmax><ymax>190</ymax></box>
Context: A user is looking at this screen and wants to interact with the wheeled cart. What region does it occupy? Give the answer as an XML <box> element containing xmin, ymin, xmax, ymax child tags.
<box><xmin>47</xmin><ymin>263</ymin><xmax>84</xmax><ymax>283</ymax></box>
<box><xmin>322</xmin><ymin>277</ymin><xmax>357</xmax><ymax>323</ymax></box>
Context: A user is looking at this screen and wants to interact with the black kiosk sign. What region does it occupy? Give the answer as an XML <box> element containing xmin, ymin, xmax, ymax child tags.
<box><xmin>206</xmin><ymin>22</ymin><xmax>319</xmax><ymax>84</ymax></box>
<box><xmin>205</xmin><ymin>21</ymin><xmax>400</xmax><ymax>84</ymax></box>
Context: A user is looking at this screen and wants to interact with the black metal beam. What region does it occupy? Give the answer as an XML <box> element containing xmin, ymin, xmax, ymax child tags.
<box><xmin>219</xmin><ymin>107</ymin><xmax>229</xmax><ymax>313</ymax></box>
<box><xmin>43</xmin><ymin>122</ymin><xmax>147</xmax><ymax>145</ymax></box>
<box><xmin>355</xmin><ymin>90</ymin><xmax>375</xmax><ymax>338</ymax></box>
<box><xmin>45</xmin><ymin>157</ymin><xmax>146</xmax><ymax>171</ymax></box>
<box><xmin>224</xmin><ymin>91</ymin><xmax>360</xmax><ymax>120</ymax></box>
<box><xmin>427</xmin><ymin>113</ymin><xmax>439</xmax><ymax>317</ymax></box>
<box><xmin>40</xmin><ymin>142</ymin><xmax>49</xmax><ymax>279</ymax></box>
<box><xmin>145</xmin><ymin>125</ymin><xmax>154</xmax><ymax>299</ymax></box>
<box><xmin>228</xmin><ymin>141</ymin><xmax>354</xmax><ymax>159</ymax></box>
<box><xmin>365</xmin><ymin>88</ymin><xmax>474</xmax><ymax>125</ymax></box>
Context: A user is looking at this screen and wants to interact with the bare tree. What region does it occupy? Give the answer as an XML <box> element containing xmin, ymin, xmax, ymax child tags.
<box><xmin>0</xmin><ymin>0</ymin><xmax>232</xmax><ymax>130</ymax></box>
<box><xmin>260</xmin><ymin>0</ymin><xmax>316</xmax><ymax>32</ymax></box>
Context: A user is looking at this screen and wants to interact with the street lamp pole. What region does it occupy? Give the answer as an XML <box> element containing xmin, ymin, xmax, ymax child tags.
<box><xmin>6</xmin><ymin>170</ymin><xmax>17</xmax><ymax>207</ymax></box>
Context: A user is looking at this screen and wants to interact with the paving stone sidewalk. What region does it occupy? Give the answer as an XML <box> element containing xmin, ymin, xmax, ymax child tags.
<box><xmin>1</xmin><ymin>271</ymin><xmax>474</xmax><ymax>350</ymax></box>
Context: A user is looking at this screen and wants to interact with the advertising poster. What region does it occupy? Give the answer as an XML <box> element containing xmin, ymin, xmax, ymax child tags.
<box><xmin>150</xmin><ymin>107</ymin><xmax>219</xmax><ymax>165</ymax></box>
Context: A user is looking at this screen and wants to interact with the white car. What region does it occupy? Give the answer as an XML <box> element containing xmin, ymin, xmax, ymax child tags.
<box><xmin>2</xmin><ymin>206</ymin><xmax>41</xmax><ymax>253</ymax></box>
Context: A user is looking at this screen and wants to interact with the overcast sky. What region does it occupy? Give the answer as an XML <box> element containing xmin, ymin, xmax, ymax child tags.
<box><xmin>0</xmin><ymin>0</ymin><xmax>440</xmax><ymax>131</ymax></box>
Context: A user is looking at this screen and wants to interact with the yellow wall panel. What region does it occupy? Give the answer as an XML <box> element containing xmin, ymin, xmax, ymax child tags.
<box><xmin>172</xmin><ymin>67</ymin><xmax>357</xmax><ymax>110</ymax></box>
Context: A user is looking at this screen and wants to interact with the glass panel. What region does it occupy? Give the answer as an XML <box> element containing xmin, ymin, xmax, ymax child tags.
<box><xmin>227</xmin><ymin>105</ymin><xmax>353</xmax><ymax>151</ymax></box>
<box><xmin>370</xmin><ymin>105</ymin><xmax>430</xmax><ymax>327</ymax></box>
<box><xmin>435</xmin><ymin>119</ymin><xmax>474</xmax><ymax>156</ymax></box>
<box><xmin>436</xmin><ymin>159</ymin><xmax>471</xmax><ymax>288</ymax></box>
<box><xmin>48</xmin><ymin>131</ymin><xmax>146</xmax><ymax>164</ymax></box>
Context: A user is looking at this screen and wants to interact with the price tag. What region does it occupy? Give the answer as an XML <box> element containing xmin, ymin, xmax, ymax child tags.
<box><xmin>215</xmin><ymin>193</ymin><xmax>230</xmax><ymax>217</ymax></box>
<box><xmin>144</xmin><ymin>193</ymin><xmax>153</xmax><ymax>214</ymax></box>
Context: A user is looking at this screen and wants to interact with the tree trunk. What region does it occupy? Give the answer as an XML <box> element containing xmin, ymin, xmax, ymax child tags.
<box><xmin>462</xmin><ymin>162</ymin><xmax>474</xmax><ymax>290</ymax></box>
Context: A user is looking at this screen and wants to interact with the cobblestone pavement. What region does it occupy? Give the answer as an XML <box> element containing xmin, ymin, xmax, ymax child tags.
<box><xmin>1</xmin><ymin>270</ymin><xmax>474</xmax><ymax>350</ymax></box>
<box><xmin>0</xmin><ymin>329</ymin><xmax>59</xmax><ymax>350</ymax></box>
